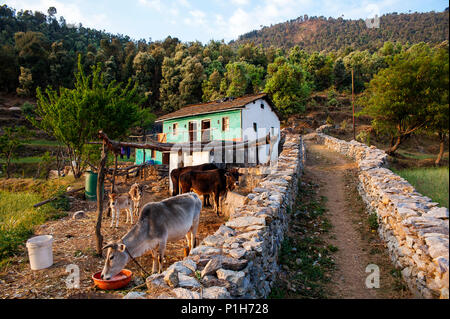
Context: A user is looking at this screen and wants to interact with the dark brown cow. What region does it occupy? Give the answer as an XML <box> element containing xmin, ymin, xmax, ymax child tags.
<box><xmin>179</xmin><ymin>168</ymin><xmax>240</xmax><ymax>216</ymax></box>
<box><xmin>170</xmin><ymin>163</ymin><xmax>218</xmax><ymax>206</ymax></box>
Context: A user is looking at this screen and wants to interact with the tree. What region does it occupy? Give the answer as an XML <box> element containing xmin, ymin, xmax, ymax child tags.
<box><xmin>359</xmin><ymin>43</ymin><xmax>447</xmax><ymax>155</ymax></box>
<box><xmin>31</xmin><ymin>55</ymin><xmax>145</xmax><ymax>178</ymax></box>
<box><xmin>0</xmin><ymin>126</ymin><xmax>31</xmax><ymax>178</ymax></box>
<box><xmin>264</xmin><ymin>56</ymin><xmax>311</xmax><ymax>118</ymax></box>
<box><xmin>423</xmin><ymin>42</ymin><xmax>449</xmax><ymax>165</ymax></box>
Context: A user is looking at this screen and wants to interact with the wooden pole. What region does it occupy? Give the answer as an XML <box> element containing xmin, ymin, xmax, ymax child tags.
<box><xmin>352</xmin><ymin>68</ymin><xmax>356</xmax><ymax>141</ymax></box>
<box><xmin>95</xmin><ymin>140</ymin><xmax>108</xmax><ymax>256</ymax></box>
<box><xmin>111</xmin><ymin>154</ymin><xmax>118</xmax><ymax>194</ymax></box>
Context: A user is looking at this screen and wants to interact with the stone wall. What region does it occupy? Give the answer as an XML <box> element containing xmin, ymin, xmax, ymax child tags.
<box><xmin>308</xmin><ymin>126</ymin><xmax>449</xmax><ymax>299</ymax></box>
<box><xmin>144</xmin><ymin>132</ymin><xmax>305</xmax><ymax>299</ymax></box>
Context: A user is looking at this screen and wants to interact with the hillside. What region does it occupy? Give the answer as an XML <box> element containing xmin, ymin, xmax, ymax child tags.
<box><xmin>232</xmin><ymin>10</ymin><xmax>449</xmax><ymax>52</ymax></box>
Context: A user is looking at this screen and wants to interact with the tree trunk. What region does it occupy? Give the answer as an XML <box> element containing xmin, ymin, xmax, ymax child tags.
<box><xmin>95</xmin><ymin>142</ymin><xmax>108</xmax><ymax>256</ymax></box>
<box><xmin>435</xmin><ymin>132</ymin><xmax>446</xmax><ymax>166</ymax></box>
<box><xmin>386</xmin><ymin>135</ymin><xmax>402</xmax><ymax>155</ymax></box>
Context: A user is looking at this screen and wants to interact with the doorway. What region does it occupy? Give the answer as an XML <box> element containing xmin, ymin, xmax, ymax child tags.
<box><xmin>201</xmin><ymin>119</ymin><xmax>211</xmax><ymax>142</ymax></box>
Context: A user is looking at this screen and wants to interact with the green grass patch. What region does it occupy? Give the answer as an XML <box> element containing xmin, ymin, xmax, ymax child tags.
<box><xmin>0</xmin><ymin>156</ymin><xmax>43</xmax><ymax>164</ymax></box>
<box><xmin>392</xmin><ymin>167</ymin><xmax>449</xmax><ymax>208</ymax></box>
<box><xmin>0</xmin><ymin>191</ymin><xmax>64</xmax><ymax>260</ymax></box>
<box><xmin>269</xmin><ymin>180</ymin><xmax>336</xmax><ymax>299</ymax></box>
<box><xmin>22</xmin><ymin>139</ymin><xmax>63</xmax><ymax>147</ymax></box>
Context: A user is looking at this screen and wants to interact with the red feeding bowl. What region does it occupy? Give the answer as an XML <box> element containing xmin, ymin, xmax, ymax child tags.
<box><xmin>92</xmin><ymin>269</ymin><xmax>133</xmax><ymax>290</ymax></box>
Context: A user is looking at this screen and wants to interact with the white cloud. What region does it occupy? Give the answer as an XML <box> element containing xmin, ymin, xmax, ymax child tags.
<box><xmin>231</xmin><ymin>0</ymin><xmax>250</xmax><ymax>5</ymax></box>
<box><xmin>4</xmin><ymin>0</ymin><xmax>112</xmax><ymax>30</ymax></box>
<box><xmin>138</xmin><ymin>0</ymin><xmax>162</xmax><ymax>11</ymax></box>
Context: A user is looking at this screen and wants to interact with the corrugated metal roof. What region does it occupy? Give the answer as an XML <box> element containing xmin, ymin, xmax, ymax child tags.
<box><xmin>155</xmin><ymin>93</ymin><xmax>269</xmax><ymax>122</ymax></box>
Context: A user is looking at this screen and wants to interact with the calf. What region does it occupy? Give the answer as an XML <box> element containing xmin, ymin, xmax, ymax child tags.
<box><xmin>128</xmin><ymin>183</ymin><xmax>143</xmax><ymax>217</ymax></box>
<box><xmin>108</xmin><ymin>193</ymin><xmax>133</xmax><ymax>228</ymax></box>
<box><xmin>101</xmin><ymin>193</ymin><xmax>201</xmax><ymax>278</ymax></box>
<box><xmin>179</xmin><ymin>168</ymin><xmax>240</xmax><ymax>216</ymax></box>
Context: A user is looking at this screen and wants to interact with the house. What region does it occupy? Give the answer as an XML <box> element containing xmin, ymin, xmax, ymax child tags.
<box><xmin>135</xmin><ymin>93</ymin><xmax>281</xmax><ymax>190</ymax></box>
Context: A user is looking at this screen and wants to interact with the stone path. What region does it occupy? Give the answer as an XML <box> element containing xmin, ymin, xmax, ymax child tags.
<box><xmin>304</xmin><ymin>141</ymin><xmax>412</xmax><ymax>299</ymax></box>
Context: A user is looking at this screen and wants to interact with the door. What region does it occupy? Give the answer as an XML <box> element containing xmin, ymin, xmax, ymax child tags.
<box><xmin>189</xmin><ymin>121</ymin><xmax>197</xmax><ymax>142</ymax></box>
<box><xmin>201</xmin><ymin>119</ymin><xmax>211</xmax><ymax>142</ymax></box>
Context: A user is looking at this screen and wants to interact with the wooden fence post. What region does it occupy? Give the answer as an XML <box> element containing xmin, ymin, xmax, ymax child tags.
<box><xmin>95</xmin><ymin>141</ymin><xmax>108</xmax><ymax>256</ymax></box>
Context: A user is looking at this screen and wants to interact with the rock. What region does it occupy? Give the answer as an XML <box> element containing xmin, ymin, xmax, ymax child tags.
<box><xmin>164</xmin><ymin>268</ymin><xmax>179</xmax><ymax>288</ymax></box>
<box><xmin>178</xmin><ymin>273</ymin><xmax>201</xmax><ymax>288</ymax></box>
<box><xmin>425</xmin><ymin>236</ymin><xmax>449</xmax><ymax>259</ymax></box>
<box><xmin>216</xmin><ymin>269</ymin><xmax>245</xmax><ymax>286</ymax></box>
<box><xmin>221</xmin><ymin>256</ymin><xmax>248</xmax><ymax>271</ymax></box>
<box><xmin>167</xmin><ymin>261</ymin><xmax>193</xmax><ymax>276</ymax></box>
<box><xmin>202</xmin><ymin>286</ymin><xmax>231</xmax><ymax>299</ymax></box>
<box><xmin>225</xmin><ymin>216</ymin><xmax>266</xmax><ymax>229</ymax></box>
<box><xmin>228</xmin><ymin>248</ymin><xmax>246</xmax><ymax>259</ymax></box>
<box><xmin>72</xmin><ymin>211</ymin><xmax>86</xmax><ymax>219</ymax></box>
<box><xmin>146</xmin><ymin>273</ymin><xmax>168</xmax><ymax>289</ymax></box>
<box><xmin>203</xmin><ymin>235</ymin><xmax>224</xmax><ymax>247</ymax></box>
<box><xmin>189</xmin><ymin>246</ymin><xmax>221</xmax><ymax>256</ymax></box>
<box><xmin>123</xmin><ymin>292</ymin><xmax>146</xmax><ymax>299</ymax></box>
<box><xmin>427</xmin><ymin>207</ymin><xmax>449</xmax><ymax>219</ymax></box>
<box><xmin>216</xmin><ymin>225</ymin><xmax>236</xmax><ymax>238</ymax></box>
<box><xmin>182</xmin><ymin>259</ymin><xmax>197</xmax><ymax>273</ymax></box>
<box><xmin>201</xmin><ymin>258</ymin><xmax>222</xmax><ymax>278</ymax></box>
<box><xmin>173</xmin><ymin>288</ymin><xmax>201</xmax><ymax>299</ymax></box>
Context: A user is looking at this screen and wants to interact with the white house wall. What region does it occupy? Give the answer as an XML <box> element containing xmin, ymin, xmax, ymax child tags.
<box><xmin>241</xmin><ymin>98</ymin><xmax>280</xmax><ymax>164</ymax></box>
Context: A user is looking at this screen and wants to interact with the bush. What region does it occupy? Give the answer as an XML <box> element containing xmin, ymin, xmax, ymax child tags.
<box><xmin>327</xmin><ymin>98</ymin><xmax>339</xmax><ymax>107</ymax></box>
<box><xmin>326</xmin><ymin>115</ymin><xmax>334</xmax><ymax>125</ymax></box>
<box><xmin>21</xmin><ymin>102</ymin><xmax>35</xmax><ymax>118</ymax></box>
<box><xmin>368</xmin><ymin>212</ymin><xmax>379</xmax><ymax>230</ymax></box>
<box><xmin>356</xmin><ymin>130</ymin><xmax>370</xmax><ymax>145</ymax></box>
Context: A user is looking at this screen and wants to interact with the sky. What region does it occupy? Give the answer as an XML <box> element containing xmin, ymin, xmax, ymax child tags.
<box><xmin>3</xmin><ymin>0</ymin><xmax>448</xmax><ymax>43</ymax></box>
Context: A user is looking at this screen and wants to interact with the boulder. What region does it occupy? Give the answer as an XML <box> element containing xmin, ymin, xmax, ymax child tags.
<box><xmin>202</xmin><ymin>286</ymin><xmax>231</xmax><ymax>299</ymax></box>
<box><xmin>178</xmin><ymin>273</ymin><xmax>201</xmax><ymax>289</ymax></box>
<box><xmin>173</xmin><ymin>288</ymin><xmax>201</xmax><ymax>299</ymax></box>
<box><xmin>164</xmin><ymin>268</ymin><xmax>179</xmax><ymax>288</ymax></box>
<box><xmin>201</xmin><ymin>258</ymin><xmax>222</xmax><ymax>278</ymax></box>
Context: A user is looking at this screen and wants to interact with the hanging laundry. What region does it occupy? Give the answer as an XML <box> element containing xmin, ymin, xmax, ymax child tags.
<box><xmin>126</xmin><ymin>146</ymin><xmax>131</xmax><ymax>159</ymax></box>
<box><xmin>120</xmin><ymin>147</ymin><xmax>125</xmax><ymax>159</ymax></box>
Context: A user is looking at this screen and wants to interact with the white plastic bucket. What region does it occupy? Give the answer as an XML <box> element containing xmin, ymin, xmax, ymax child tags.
<box><xmin>26</xmin><ymin>235</ymin><xmax>54</xmax><ymax>270</ymax></box>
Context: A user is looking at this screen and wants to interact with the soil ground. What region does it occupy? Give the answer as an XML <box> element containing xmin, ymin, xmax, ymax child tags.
<box><xmin>304</xmin><ymin>141</ymin><xmax>412</xmax><ymax>298</ymax></box>
<box><xmin>0</xmin><ymin>178</ymin><xmax>225</xmax><ymax>299</ymax></box>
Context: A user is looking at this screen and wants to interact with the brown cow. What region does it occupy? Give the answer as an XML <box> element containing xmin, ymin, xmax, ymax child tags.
<box><xmin>179</xmin><ymin>168</ymin><xmax>240</xmax><ymax>216</ymax></box>
<box><xmin>170</xmin><ymin>163</ymin><xmax>218</xmax><ymax>206</ymax></box>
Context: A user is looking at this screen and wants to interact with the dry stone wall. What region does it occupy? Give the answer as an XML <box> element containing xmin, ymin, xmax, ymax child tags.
<box><xmin>143</xmin><ymin>132</ymin><xmax>305</xmax><ymax>299</ymax></box>
<box><xmin>308</xmin><ymin>125</ymin><xmax>449</xmax><ymax>299</ymax></box>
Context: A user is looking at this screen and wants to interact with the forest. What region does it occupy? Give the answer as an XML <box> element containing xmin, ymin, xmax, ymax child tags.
<box><xmin>0</xmin><ymin>4</ymin><xmax>448</xmax><ymax>166</ymax></box>
<box><xmin>1</xmin><ymin>5</ymin><xmax>448</xmax><ymax>117</ymax></box>
<box><xmin>234</xmin><ymin>9</ymin><xmax>449</xmax><ymax>51</ymax></box>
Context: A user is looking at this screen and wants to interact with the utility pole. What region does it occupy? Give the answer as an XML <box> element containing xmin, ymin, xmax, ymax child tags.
<box><xmin>352</xmin><ymin>68</ymin><xmax>356</xmax><ymax>141</ymax></box>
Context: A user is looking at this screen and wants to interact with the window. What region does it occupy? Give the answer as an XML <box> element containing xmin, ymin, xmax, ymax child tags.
<box><xmin>253</xmin><ymin>122</ymin><xmax>257</xmax><ymax>132</ymax></box>
<box><xmin>173</xmin><ymin>123</ymin><xmax>178</xmax><ymax>136</ymax></box>
<box><xmin>222</xmin><ymin>117</ymin><xmax>229</xmax><ymax>131</ymax></box>
<box><xmin>260</xmin><ymin>103</ymin><xmax>264</xmax><ymax>109</ymax></box>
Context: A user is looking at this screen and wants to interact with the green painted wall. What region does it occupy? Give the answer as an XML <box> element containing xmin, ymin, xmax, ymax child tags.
<box><xmin>163</xmin><ymin>109</ymin><xmax>242</xmax><ymax>143</ymax></box>
<box><xmin>135</xmin><ymin>110</ymin><xmax>242</xmax><ymax>165</ymax></box>
<box><xmin>135</xmin><ymin>149</ymin><xmax>162</xmax><ymax>165</ymax></box>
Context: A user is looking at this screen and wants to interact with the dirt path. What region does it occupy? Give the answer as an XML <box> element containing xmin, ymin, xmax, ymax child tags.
<box><xmin>304</xmin><ymin>142</ymin><xmax>411</xmax><ymax>299</ymax></box>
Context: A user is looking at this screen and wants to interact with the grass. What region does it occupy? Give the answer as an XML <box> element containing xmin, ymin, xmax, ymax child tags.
<box><xmin>22</xmin><ymin>139</ymin><xmax>63</xmax><ymax>147</ymax></box>
<box><xmin>0</xmin><ymin>191</ymin><xmax>65</xmax><ymax>261</ymax></box>
<box><xmin>0</xmin><ymin>156</ymin><xmax>43</xmax><ymax>164</ymax></box>
<box><xmin>269</xmin><ymin>179</ymin><xmax>336</xmax><ymax>299</ymax></box>
<box><xmin>392</xmin><ymin>167</ymin><xmax>449</xmax><ymax>208</ymax></box>
<box><xmin>0</xmin><ymin>176</ymin><xmax>79</xmax><ymax>263</ymax></box>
